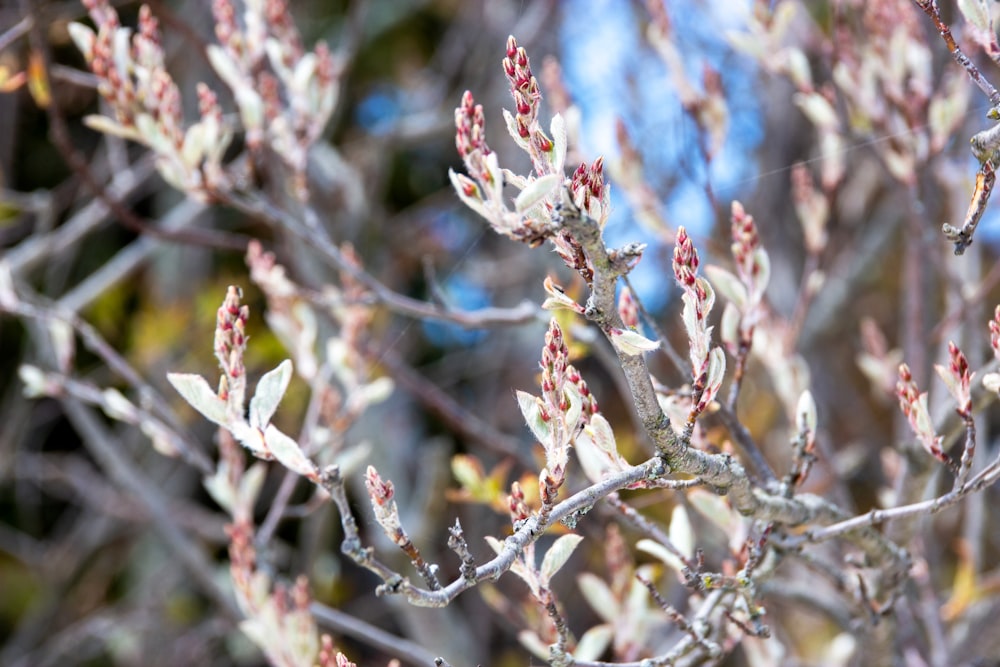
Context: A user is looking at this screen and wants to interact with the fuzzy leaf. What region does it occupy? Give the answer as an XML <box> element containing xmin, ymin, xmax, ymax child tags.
<box><xmin>333</xmin><ymin>440</ymin><xmax>371</xmax><ymax>477</ymax></box>
<box><xmin>167</xmin><ymin>372</ymin><xmax>228</xmax><ymax>426</ymax></box>
<box><xmin>704</xmin><ymin>265</ymin><xmax>747</xmax><ymax>309</ymax></box>
<box><xmin>18</xmin><ymin>364</ymin><xmax>48</xmax><ymax>398</ymax></box>
<box><xmin>577</xmin><ymin>572</ymin><xmax>618</xmax><ymax>623</ymax></box>
<box><xmin>752</xmin><ymin>247</ymin><xmax>771</xmax><ymax>298</ymax></box>
<box><xmin>451</xmin><ymin>454</ymin><xmax>484</xmax><ymax>489</ymax></box>
<box><xmin>794</xmin><ymin>91</ymin><xmax>839</xmax><ymax>130</ymax></box>
<box><xmin>587</xmin><ymin>413</ymin><xmax>618</xmax><ymax>456</ymax></box>
<box><xmin>721</xmin><ymin>302</ymin><xmax>741</xmax><ymax>352</ymax></box>
<box><xmin>230</xmin><ymin>421</ymin><xmax>268</xmax><ymax>457</ymax></box>
<box><xmin>563</xmin><ymin>383</ymin><xmax>584</xmax><ymax>433</ymax></box>
<box><xmin>517</xmin><ymin>630</ymin><xmax>550</xmax><ymax>661</ymax></box>
<box><xmin>517</xmin><ymin>390</ymin><xmax>551</xmax><ymax>443</ymax></box>
<box><xmin>203</xmin><ymin>465</ymin><xmax>236</xmax><ymax>514</ymax></box>
<box><xmin>249</xmin><ymin>359</ymin><xmax>293</xmax><ymax>429</ymax></box>
<box><xmin>609</xmin><ymin>328</ymin><xmax>660</xmax><ymax>356</ymax></box>
<box><xmin>540</xmin><ymin>533</ymin><xmax>583</xmax><ymax>583</ymax></box>
<box><xmin>549</xmin><ymin>113</ymin><xmax>568</xmax><ymax>173</ymax></box>
<box><xmin>486</xmin><ymin>535</ymin><xmax>537</xmax><ymax>595</ymax></box>
<box><xmin>484</xmin><ymin>534</ymin><xmax>505</xmax><ymax>555</ymax></box>
<box><xmin>701</xmin><ymin>347</ymin><xmax>726</xmax><ymax>407</ymax></box>
<box><xmin>358</xmin><ymin>376</ymin><xmax>394</xmax><ymax>406</ymax></box>
<box><xmin>514</xmin><ymin>173</ymin><xmax>562</xmax><ymax>214</ymax></box>
<box><xmin>140</xmin><ymin>419</ymin><xmax>179</xmax><ymax>458</ymax></box>
<box><xmin>264</xmin><ymin>424</ymin><xmax>317</xmax><ymax>478</ymax></box>
<box><xmin>502</xmin><ymin>108</ymin><xmax>529</xmax><ymax>149</ymax></box>
<box><xmin>982</xmin><ymin>372</ymin><xmax>1000</xmax><ymax>394</ymax></box>
<box><xmin>958</xmin><ymin>0</ymin><xmax>991</xmax><ymax>32</ymax></box>
<box><xmin>237</xmin><ymin>463</ymin><xmax>268</xmax><ymax>516</ymax></box>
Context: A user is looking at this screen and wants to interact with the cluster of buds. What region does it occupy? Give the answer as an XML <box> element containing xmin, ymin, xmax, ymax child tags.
<box><xmin>935</xmin><ymin>341</ymin><xmax>973</xmax><ymax>419</ymax></box>
<box><xmin>516</xmin><ymin>320</ymin><xmax>594</xmax><ymax>507</ymax></box>
<box><xmin>207</xmin><ymin>0</ymin><xmax>338</xmax><ymax>199</ymax></box>
<box><xmin>546</xmin><ymin>157</ymin><xmax>612</xmax><ymax>283</ymax></box>
<box><xmin>508</xmin><ymin>480</ymin><xmax>530</xmax><ymax>525</ymax></box>
<box><xmin>227</xmin><ymin>520</ymin><xmax>322</xmax><ymax>667</ymax></box>
<box><xmin>672</xmin><ymin>227</ymin><xmax>726</xmax><ymax>416</ymax></box>
<box><xmin>896</xmin><ymin>364</ymin><xmax>949</xmax><ymax>465</ymax></box>
<box><xmin>450</xmin><ymin>90</ymin><xmax>560</xmax><ymax>246</ymax></box>
<box><xmin>215</xmin><ymin>285</ymin><xmax>250</xmax><ymax>407</ymax></box>
<box><xmin>69</xmin><ymin>1</ymin><xmax>232</xmax><ymax>198</ymax></box>
<box><xmin>502</xmin><ymin>35</ymin><xmax>557</xmax><ymax>174</ymax></box>
<box><xmin>364</xmin><ymin>465</ymin><xmax>438</xmax><ymax>589</ymax></box>
<box><xmin>171</xmin><ymin>289</ymin><xmax>320</xmax><ymax>479</ymax></box>
<box><xmin>454</xmin><ymin>90</ymin><xmax>494</xmax><ymax>190</ymax></box>
<box><xmin>569</xmin><ymin>157</ymin><xmax>609</xmax><ymax>228</ymax></box>
<box><xmin>791</xmin><ymin>164</ymin><xmax>829</xmax><ymax>255</ymax></box>
<box><xmin>450</xmin><ymin>37</ymin><xmax>569</xmax><ymax>247</ymax></box>
<box><xmin>364</xmin><ymin>465</ymin><xmax>406</xmax><ymax>546</ymax></box>
<box><xmin>708</xmin><ymin>202</ymin><xmax>771</xmax><ymax>360</ymax></box>
<box><xmin>617</xmin><ymin>286</ymin><xmax>639</xmax><ymax>329</ymax></box>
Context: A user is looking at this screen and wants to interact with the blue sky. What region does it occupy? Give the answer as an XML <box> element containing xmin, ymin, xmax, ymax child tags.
<box><xmin>558</xmin><ymin>0</ymin><xmax>763</xmax><ymax>310</ymax></box>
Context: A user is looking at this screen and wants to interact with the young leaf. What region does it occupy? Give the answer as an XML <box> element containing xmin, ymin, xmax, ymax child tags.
<box><xmin>563</xmin><ymin>383</ymin><xmax>584</xmax><ymax>432</ymax></box>
<box><xmin>264</xmin><ymin>424</ymin><xmax>317</xmax><ymax>478</ymax></box>
<box><xmin>704</xmin><ymin>265</ymin><xmax>748</xmax><ymax>309</ymax></box>
<box><xmin>514</xmin><ymin>173</ymin><xmax>562</xmax><ymax>214</ymax></box>
<box><xmin>540</xmin><ymin>533</ymin><xmax>584</xmax><ymax>583</ymax></box>
<box><xmin>669</xmin><ymin>505</ymin><xmax>695</xmax><ymax>559</ymax></box>
<box><xmin>516</xmin><ymin>390</ymin><xmax>551</xmax><ymax>443</ymax></box>
<box><xmin>609</xmin><ymin>328</ymin><xmax>660</xmax><ymax>356</ymax></box>
<box><xmin>100</xmin><ymin>388</ymin><xmax>136</xmax><ymax>422</ymax></box>
<box><xmin>249</xmin><ymin>359</ymin><xmax>293</xmax><ymax>429</ymax></box>
<box><xmin>577</xmin><ymin>572</ymin><xmax>618</xmax><ymax>623</ymax></box>
<box><xmin>636</xmin><ymin>539</ymin><xmax>686</xmax><ymax>574</ymax></box>
<box><xmin>588</xmin><ymin>413</ymin><xmax>618</xmax><ymax>456</ymax></box>
<box><xmin>549</xmin><ymin>113</ymin><xmax>567</xmax><ymax>174</ymax></box>
<box><xmin>573</xmin><ymin>624</ymin><xmax>614</xmax><ymax>662</ymax></box>
<box><xmin>167</xmin><ymin>372</ymin><xmax>228</xmax><ymax>426</ymax></box>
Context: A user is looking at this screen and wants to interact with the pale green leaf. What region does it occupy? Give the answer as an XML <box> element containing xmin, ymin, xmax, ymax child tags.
<box><xmin>514</xmin><ymin>173</ymin><xmax>561</xmax><ymax>214</ymax></box>
<box><xmin>577</xmin><ymin>572</ymin><xmax>618</xmax><ymax>623</ymax></box>
<box><xmin>540</xmin><ymin>533</ymin><xmax>583</xmax><ymax>583</ymax></box>
<box><xmin>249</xmin><ymin>359</ymin><xmax>293</xmax><ymax>429</ymax></box>
<box><xmin>167</xmin><ymin>372</ymin><xmax>228</xmax><ymax>426</ymax></box>
<box><xmin>264</xmin><ymin>424</ymin><xmax>316</xmax><ymax>478</ymax></box>
<box><xmin>573</xmin><ymin>624</ymin><xmax>613</xmax><ymax>661</ymax></box>
<box><xmin>516</xmin><ymin>390</ymin><xmax>551</xmax><ymax>444</ymax></box>
<box><xmin>704</xmin><ymin>265</ymin><xmax>747</xmax><ymax>309</ymax></box>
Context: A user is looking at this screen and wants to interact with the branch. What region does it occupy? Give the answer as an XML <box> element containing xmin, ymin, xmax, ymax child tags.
<box><xmin>227</xmin><ymin>191</ymin><xmax>541</xmax><ymax>328</ymax></box>
<box><xmin>913</xmin><ymin>0</ymin><xmax>1000</xmax><ymax>108</ymax></box>
<box><xmin>321</xmin><ymin>457</ymin><xmax>668</xmax><ymax>607</ymax></box>
<box><xmin>555</xmin><ymin>200</ymin><xmax>913</xmax><ymax>585</ymax></box>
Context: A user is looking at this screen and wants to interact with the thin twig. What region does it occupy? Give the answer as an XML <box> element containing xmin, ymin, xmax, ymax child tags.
<box><xmin>19</xmin><ymin>1</ymin><xmax>250</xmax><ymax>253</ymax></box>
<box><xmin>913</xmin><ymin>0</ymin><xmax>1000</xmax><ymax>107</ymax></box>
<box><xmin>229</xmin><ymin>191</ymin><xmax>542</xmax><ymax>329</ymax></box>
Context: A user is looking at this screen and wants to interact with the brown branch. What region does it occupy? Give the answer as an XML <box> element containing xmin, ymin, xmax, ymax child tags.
<box><xmin>913</xmin><ymin>0</ymin><xmax>1000</xmax><ymax>108</ymax></box>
